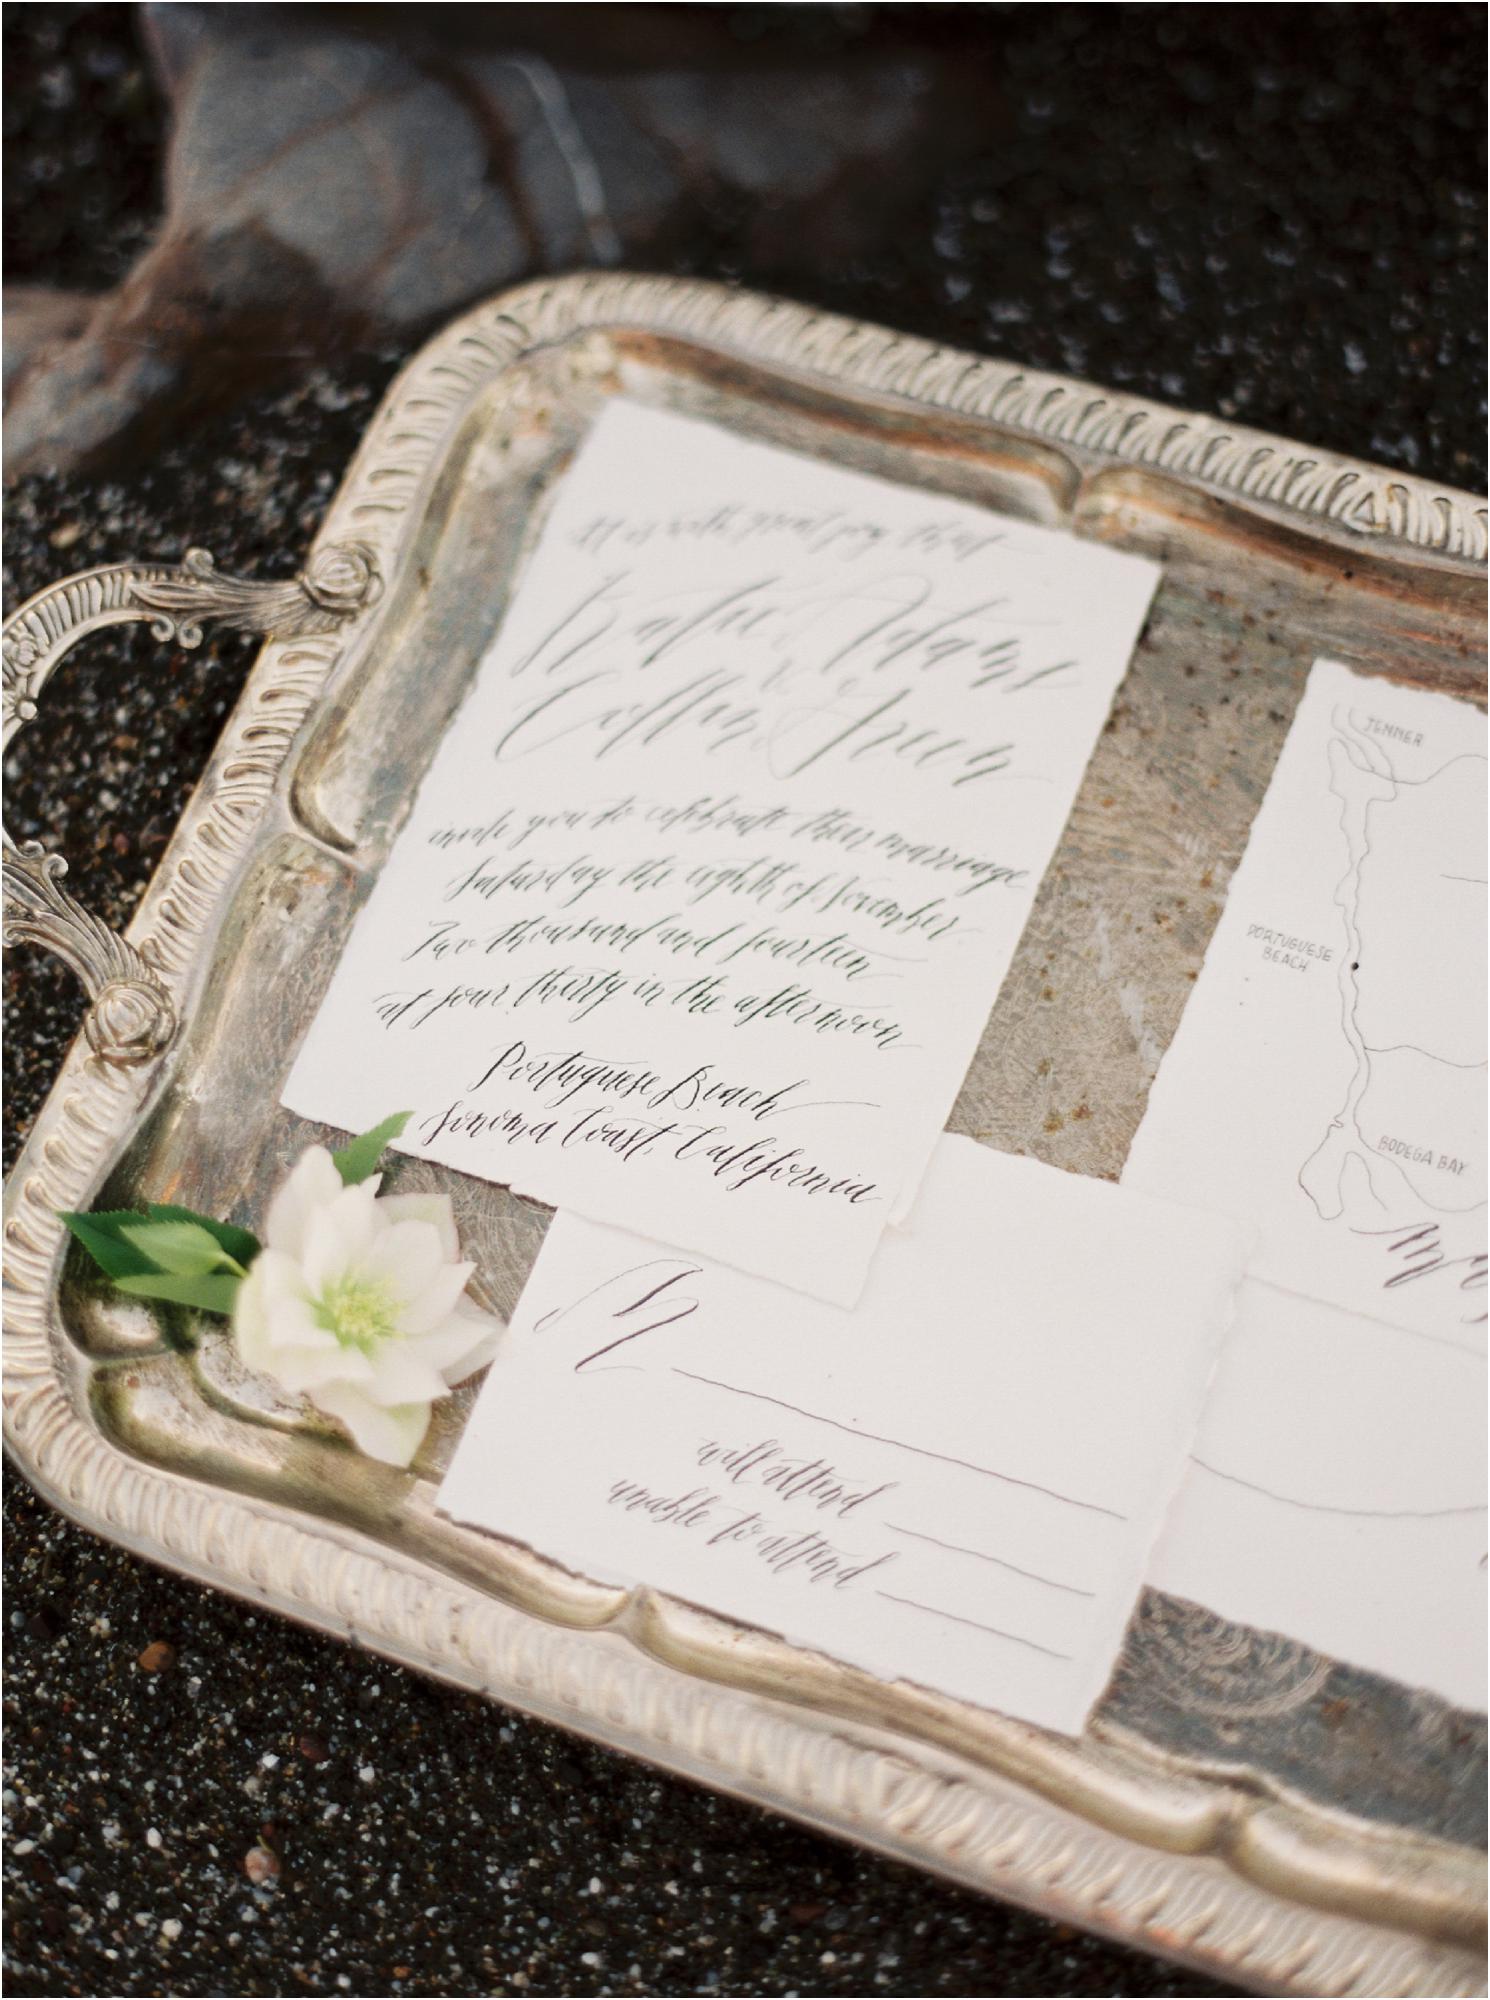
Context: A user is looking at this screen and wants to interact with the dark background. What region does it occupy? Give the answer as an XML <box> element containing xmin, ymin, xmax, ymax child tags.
<box><xmin>4</xmin><ymin>5</ymin><xmax>1485</xmax><ymax>1996</ymax></box>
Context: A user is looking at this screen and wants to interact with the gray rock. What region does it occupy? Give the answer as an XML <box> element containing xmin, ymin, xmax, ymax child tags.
<box><xmin>3</xmin><ymin>5</ymin><xmax>980</xmax><ymax>477</ymax></box>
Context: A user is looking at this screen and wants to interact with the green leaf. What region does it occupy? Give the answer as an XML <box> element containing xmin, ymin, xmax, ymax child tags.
<box><xmin>332</xmin><ymin>1110</ymin><xmax>412</xmax><ymax>1186</ymax></box>
<box><xmin>119</xmin><ymin>1218</ymin><xmax>242</xmax><ymax>1278</ymax></box>
<box><xmin>59</xmin><ymin>1209</ymin><xmax>158</xmax><ymax>1281</ymax></box>
<box><xmin>61</xmin><ymin>1204</ymin><xmax>262</xmax><ymax>1285</ymax></box>
<box><xmin>145</xmin><ymin>1204</ymin><xmax>260</xmax><ymax>1270</ymax></box>
<box><xmin>114</xmin><ymin>1270</ymin><xmax>243</xmax><ymax>1317</ymax></box>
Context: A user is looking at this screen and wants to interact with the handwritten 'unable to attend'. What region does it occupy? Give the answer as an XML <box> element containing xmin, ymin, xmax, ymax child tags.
<box><xmin>439</xmin><ymin>1138</ymin><xmax>1250</xmax><ymax>1735</ymax></box>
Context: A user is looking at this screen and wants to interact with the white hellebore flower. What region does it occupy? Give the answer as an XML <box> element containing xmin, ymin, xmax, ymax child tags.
<box><xmin>232</xmin><ymin>1145</ymin><xmax>500</xmax><ymax>1467</ymax></box>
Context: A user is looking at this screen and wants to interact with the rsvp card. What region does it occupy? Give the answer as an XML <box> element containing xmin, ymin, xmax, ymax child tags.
<box><xmin>438</xmin><ymin>1137</ymin><xmax>1249</xmax><ymax>1735</ymax></box>
<box><xmin>284</xmin><ymin>401</ymin><xmax>1160</xmax><ymax>1303</ymax></box>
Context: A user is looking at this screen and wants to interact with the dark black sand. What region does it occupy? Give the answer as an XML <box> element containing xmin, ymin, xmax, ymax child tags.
<box><xmin>4</xmin><ymin>6</ymin><xmax>1484</xmax><ymax>1994</ymax></box>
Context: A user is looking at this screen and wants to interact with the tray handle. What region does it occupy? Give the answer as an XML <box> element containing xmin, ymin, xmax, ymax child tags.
<box><xmin>3</xmin><ymin>543</ymin><xmax>381</xmax><ymax>1065</ymax></box>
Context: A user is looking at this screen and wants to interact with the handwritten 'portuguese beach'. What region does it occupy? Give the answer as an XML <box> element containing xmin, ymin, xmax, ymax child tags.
<box><xmin>285</xmin><ymin>400</ymin><xmax>1160</xmax><ymax>1301</ymax></box>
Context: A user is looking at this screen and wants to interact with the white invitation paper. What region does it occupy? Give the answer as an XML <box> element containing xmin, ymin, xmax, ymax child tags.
<box><xmin>438</xmin><ymin>1137</ymin><xmax>1249</xmax><ymax>1735</ymax></box>
<box><xmin>1149</xmin><ymin>1280</ymin><xmax>1487</xmax><ymax>1711</ymax></box>
<box><xmin>284</xmin><ymin>401</ymin><xmax>1160</xmax><ymax>1303</ymax></box>
<box><xmin>1125</xmin><ymin>658</ymin><xmax>1486</xmax><ymax>1350</ymax></box>
<box><xmin>1128</xmin><ymin>655</ymin><xmax>1487</xmax><ymax>1707</ymax></box>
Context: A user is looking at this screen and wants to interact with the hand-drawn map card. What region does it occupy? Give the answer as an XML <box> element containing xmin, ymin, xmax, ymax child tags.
<box><xmin>1149</xmin><ymin>1278</ymin><xmax>1486</xmax><ymax>1712</ymax></box>
<box><xmin>283</xmin><ymin>400</ymin><xmax>1160</xmax><ymax>1304</ymax></box>
<box><xmin>1124</xmin><ymin>657</ymin><xmax>1486</xmax><ymax>1351</ymax></box>
<box><xmin>437</xmin><ymin>1136</ymin><xmax>1250</xmax><ymax>1736</ymax></box>
<box><xmin>1125</xmin><ymin>656</ymin><xmax>1487</xmax><ymax>1711</ymax></box>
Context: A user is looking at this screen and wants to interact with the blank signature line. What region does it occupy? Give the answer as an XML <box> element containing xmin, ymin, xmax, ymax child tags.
<box><xmin>883</xmin><ymin>1520</ymin><xmax>1096</xmax><ymax>1597</ymax></box>
<box><xmin>876</xmin><ymin>1590</ymin><xmax>1074</xmax><ymax>1661</ymax></box>
<box><xmin>670</xmin><ymin>1368</ymin><xmax>1127</xmax><ymax>1521</ymax></box>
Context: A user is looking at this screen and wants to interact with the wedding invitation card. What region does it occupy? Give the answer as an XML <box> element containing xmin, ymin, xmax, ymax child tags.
<box><xmin>438</xmin><ymin>1137</ymin><xmax>1249</xmax><ymax>1735</ymax></box>
<box><xmin>284</xmin><ymin>400</ymin><xmax>1160</xmax><ymax>1303</ymax></box>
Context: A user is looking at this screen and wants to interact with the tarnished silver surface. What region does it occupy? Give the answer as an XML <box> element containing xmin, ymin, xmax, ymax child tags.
<box><xmin>3</xmin><ymin>274</ymin><xmax>1486</xmax><ymax>1997</ymax></box>
<box><xmin>1</xmin><ymin>543</ymin><xmax>381</xmax><ymax>1062</ymax></box>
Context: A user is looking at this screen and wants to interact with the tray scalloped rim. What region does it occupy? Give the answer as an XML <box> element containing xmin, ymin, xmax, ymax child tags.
<box><xmin>5</xmin><ymin>272</ymin><xmax>1486</xmax><ymax>1999</ymax></box>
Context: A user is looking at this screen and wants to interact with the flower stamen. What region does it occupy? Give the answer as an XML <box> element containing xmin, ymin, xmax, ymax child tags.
<box><xmin>314</xmin><ymin>1274</ymin><xmax>400</xmax><ymax>1352</ymax></box>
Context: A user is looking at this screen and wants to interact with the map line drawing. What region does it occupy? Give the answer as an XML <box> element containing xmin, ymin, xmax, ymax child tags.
<box><xmin>1297</xmin><ymin>702</ymin><xmax>1486</xmax><ymax>1259</ymax></box>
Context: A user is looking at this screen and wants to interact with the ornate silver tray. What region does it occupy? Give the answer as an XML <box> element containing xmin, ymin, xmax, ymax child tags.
<box><xmin>5</xmin><ymin>274</ymin><xmax>1486</xmax><ymax>1997</ymax></box>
